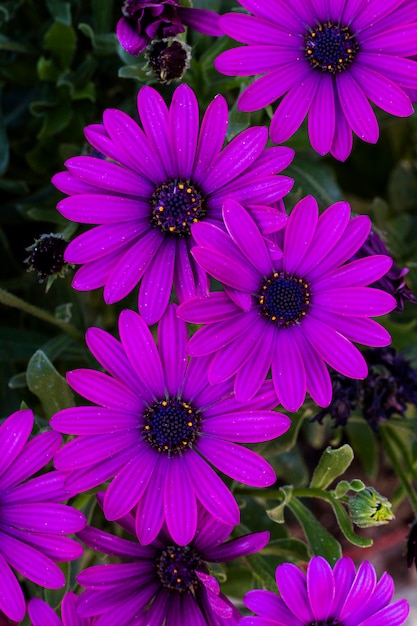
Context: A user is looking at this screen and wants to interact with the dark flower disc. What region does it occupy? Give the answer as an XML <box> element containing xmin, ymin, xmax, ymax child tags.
<box><xmin>143</xmin><ymin>398</ymin><xmax>201</xmax><ymax>454</ymax></box>
<box><xmin>258</xmin><ymin>271</ymin><xmax>310</xmax><ymax>327</ymax></box>
<box><xmin>150</xmin><ymin>180</ymin><xmax>206</xmax><ymax>236</ymax></box>
<box><xmin>305</xmin><ymin>22</ymin><xmax>359</xmax><ymax>74</ymax></box>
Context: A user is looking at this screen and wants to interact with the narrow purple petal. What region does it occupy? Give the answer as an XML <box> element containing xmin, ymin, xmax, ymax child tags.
<box><xmin>28</xmin><ymin>598</ymin><xmax>62</xmax><ymax>626</ymax></box>
<box><xmin>312</xmin><ymin>287</ymin><xmax>396</xmax><ymax>317</ymax></box>
<box><xmin>64</xmin><ymin>221</ymin><xmax>150</xmax><ymax>264</ymax></box>
<box><xmin>236</xmin><ymin>63</ymin><xmax>308</xmax><ymax>113</ymax></box>
<box><xmin>270</xmin><ymin>75</ymin><xmax>319</xmax><ymax>144</ymax></box>
<box><xmin>77</xmin><ymin>525</ymin><xmax>149</xmax><ymax>559</ymax></box>
<box><xmin>222</xmin><ymin>199</ymin><xmax>273</xmax><ymax>276</ymax></box>
<box><xmin>308</xmin><ymin>73</ymin><xmax>335</xmax><ymax>155</ymax></box>
<box><xmin>331</xmin><ymin>557</ymin><xmax>356</xmax><ymax>615</ymax></box>
<box><xmin>292</xmin><ymin>331</ymin><xmax>332</xmax><ymax>407</ymax></box>
<box><xmin>8</xmin><ymin>526</ymin><xmax>83</xmax><ymax>561</ymax></box>
<box><xmin>0</xmin><ymin>410</ymin><xmax>33</xmax><ymax>481</ymax></box>
<box><xmin>158</xmin><ymin>303</ymin><xmax>188</xmax><ymax>396</ymax></box>
<box><xmin>49</xmin><ymin>406</ymin><xmax>137</xmax><ymax>435</ymax></box>
<box><xmin>103</xmin><ymin>108</ymin><xmax>165</xmax><ymax>181</ymax></box>
<box><xmin>119</xmin><ymin>309</ymin><xmax>165</xmax><ymax>397</ymax></box>
<box><xmin>283</xmin><ymin>196</ymin><xmax>318</xmax><ymax>273</ymax></box>
<box><xmin>164</xmin><ymin>456</ymin><xmax>197</xmax><ymax>546</ymax></box>
<box><xmin>307</xmin><ymin>557</ymin><xmax>335</xmax><ymax>620</ymax></box>
<box><xmin>330</xmin><ymin>97</ymin><xmax>353</xmax><ymax>161</ymax></box>
<box><xmin>219</xmin><ymin>12</ymin><xmax>299</xmax><ymax>45</ymax></box>
<box><xmin>57</xmin><ymin>194</ymin><xmax>145</xmax><ymax>224</ymax></box>
<box><xmin>353</xmin><ymin>0</ymin><xmax>405</xmax><ymax>32</ymax></box>
<box><xmin>192</xmin><ymin>245</ymin><xmax>260</xmax><ymax>292</ymax></box>
<box><xmin>244</xmin><ymin>590</ymin><xmax>293</xmax><ymax>620</ymax></box>
<box><xmin>104</xmin><ymin>229</ymin><xmax>164</xmax><ymax>304</ymax></box>
<box><xmin>185</xmin><ymin>450</ymin><xmax>240</xmax><ymax>525</ymax></box>
<box><xmin>138</xmin><ymin>236</ymin><xmax>176</xmax><ymax>325</ymax></box>
<box><xmin>0</xmin><ymin>472</ymin><xmax>66</xmax><ymax>504</ymax></box>
<box><xmin>174</xmin><ymin>237</ymin><xmax>197</xmax><ymax>303</ymax></box>
<box><xmin>203</xmin><ymin>410</ymin><xmax>290</xmax><ymax>442</ymax></box>
<box><xmin>196</xmin><ymin>437</ymin><xmax>276</xmax><ymax>487</ymax></box>
<box><xmin>209</xmin><ymin>318</ymin><xmax>262</xmax><ymax>386</ymax></box>
<box><xmin>64</xmin><ymin>156</ymin><xmax>154</xmax><ymax>196</ymax></box>
<box><xmin>1</xmin><ymin>503</ymin><xmax>85</xmax><ymax>533</ymax></box>
<box><xmin>302</xmin><ymin>315</ymin><xmax>368</xmax><ymax>378</ymax></box>
<box><xmin>0</xmin><ymin>552</ymin><xmax>25</xmax><ymax>621</ymax></box>
<box><xmin>205</xmin><ymin>531</ymin><xmax>270</xmax><ymax>563</ymax></box>
<box><xmin>234</xmin><ymin>324</ymin><xmax>275</xmax><ymax>401</ymax></box>
<box><xmin>337</xmin><ymin>72</ymin><xmax>379</xmax><ymax>143</ymax></box>
<box><xmin>135</xmin><ymin>460</ymin><xmax>166</xmax><ymax>545</ymax></box>
<box><xmin>363</xmin><ymin>24</ymin><xmax>417</xmax><ymax>56</ymax></box>
<box><xmin>194</xmin><ymin>94</ymin><xmax>228</xmax><ymax>183</ymax></box>
<box><xmin>359</xmin><ymin>599</ymin><xmax>410</xmax><ymax>626</ymax></box>
<box><xmin>272</xmin><ymin>330</ymin><xmax>307</xmax><ymax>412</ymax></box>
<box><xmin>312</xmin><ymin>309</ymin><xmax>392</xmax><ymax>347</ymax></box>
<box><xmin>169</xmin><ymin>84</ymin><xmax>199</xmax><ymax>179</ymax></box>
<box><xmin>64</xmin><ymin>369</ymin><xmax>143</xmax><ymax>411</ymax></box>
<box><xmin>201</xmin><ymin>127</ymin><xmax>267</xmax><ymax>193</ymax></box>
<box><xmin>137</xmin><ymin>86</ymin><xmax>172</xmax><ymax>179</ymax></box>
<box><xmin>313</xmin><ymin>255</ymin><xmax>393</xmax><ymax>291</ymax></box>
<box><xmin>177</xmin><ymin>292</ymin><xmax>241</xmax><ymax>324</ymax></box>
<box><xmin>350</xmin><ymin>572</ymin><xmax>394</xmax><ymax>623</ymax></box>
<box><xmin>0</xmin><ymin>532</ymin><xmax>65</xmax><ymax>587</ymax></box>
<box><xmin>276</xmin><ymin>563</ymin><xmax>313</xmax><ymax>622</ymax></box>
<box><xmin>53</xmin><ymin>432</ymin><xmax>136</xmax><ymax>471</ymax></box>
<box><xmin>116</xmin><ymin>17</ymin><xmax>147</xmax><ymax>55</ymax></box>
<box><xmin>187</xmin><ymin>312</ymin><xmax>254</xmax><ymax>356</ymax></box>
<box><xmin>339</xmin><ymin>561</ymin><xmax>377</xmax><ymax>621</ymax></box>
<box><xmin>71</xmin><ymin>247</ymin><xmax>123</xmax><ymax>291</ymax></box>
<box><xmin>52</xmin><ymin>170</ymin><xmax>101</xmax><ymax>195</ymax></box>
<box><xmin>177</xmin><ymin>7</ymin><xmax>222</xmax><ymax>36</ymax></box>
<box><xmin>350</xmin><ymin>64</ymin><xmax>413</xmax><ymax>117</ymax></box>
<box><xmin>103</xmin><ymin>446</ymin><xmax>158</xmax><ymax>520</ymax></box>
<box><xmin>83</xmin><ymin>123</ymin><xmax>140</xmax><ymax>172</ymax></box>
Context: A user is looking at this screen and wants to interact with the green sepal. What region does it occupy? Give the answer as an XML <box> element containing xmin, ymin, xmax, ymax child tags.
<box><xmin>310</xmin><ymin>444</ymin><xmax>354</xmax><ymax>490</ymax></box>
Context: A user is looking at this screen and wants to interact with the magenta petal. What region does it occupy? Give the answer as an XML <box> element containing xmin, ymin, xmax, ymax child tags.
<box><xmin>206</xmin><ymin>531</ymin><xmax>269</xmax><ymax>563</ymax></box>
<box><xmin>104</xmin><ymin>229</ymin><xmax>164</xmax><ymax>304</ymax></box>
<box><xmin>313</xmin><ymin>255</ymin><xmax>393</xmax><ymax>291</ymax></box>
<box><xmin>173</xmin><ymin>237</ymin><xmax>197</xmax><ymax>303</ymax></box>
<box><xmin>135</xmin><ymin>460</ymin><xmax>166</xmax><ymax>545</ymax></box>
<box><xmin>337</xmin><ymin>72</ymin><xmax>379</xmax><ymax>143</ymax></box>
<box><xmin>203</xmin><ymin>410</ymin><xmax>289</xmax><ymax>442</ymax></box>
<box><xmin>222</xmin><ymin>199</ymin><xmax>273</xmax><ymax>275</ymax></box>
<box><xmin>270</xmin><ymin>75</ymin><xmax>319</xmax><ymax>144</ymax></box>
<box><xmin>158</xmin><ymin>303</ymin><xmax>188</xmax><ymax>396</ymax></box>
<box><xmin>52</xmin><ymin>170</ymin><xmax>100</xmax><ymax>195</ymax></box>
<box><xmin>339</xmin><ymin>561</ymin><xmax>377</xmax><ymax>621</ymax></box>
<box><xmin>307</xmin><ymin>557</ymin><xmax>335</xmax><ymax>620</ymax></box>
<box><xmin>164</xmin><ymin>456</ymin><xmax>197</xmax><ymax>546</ymax></box>
<box><xmin>53</xmin><ymin>432</ymin><xmax>135</xmax><ymax>471</ymax></box>
<box><xmin>350</xmin><ymin>63</ymin><xmax>413</xmax><ymax>117</ymax></box>
<box><xmin>313</xmin><ymin>310</ymin><xmax>392</xmax><ymax>348</ymax></box>
<box><xmin>177</xmin><ymin>7</ymin><xmax>222</xmax><ymax>36</ymax></box>
<box><xmin>187</xmin><ymin>313</ymin><xmax>251</xmax><ymax>356</ymax></box>
<box><xmin>103</xmin><ymin>447</ymin><xmax>158</xmax><ymax>520</ymax></box>
<box><xmin>1</xmin><ymin>503</ymin><xmax>85</xmax><ymax>533</ymax></box>
<box><xmin>49</xmin><ymin>406</ymin><xmax>137</xmax><ymax>435</ymax></box>
<box><xmin>283</xmin><ymin>196</ymin><xmax>318</xmax><ymax>273</ymax></box>
<box><xmin>0</xmin><ymin>410</ymin><xmax>33</xmax><ymax>480</ymax></box>
<box><xmin>196</xmin><ymin>437</ymin><xmax>276</xmax><ymax>487</ymax></box>
<box><xmin>57</xmin><ymin>194</ymin><xmax>145</xmax><ymax>224</ymax></box>
<box><xmin>28</xmin><ymin>598</ymin><xmax>61</xmax><ymax>626</ymax></box>
<box><xmin>119</xmin><ymin>310</ymin><xmax>165</xmax><ymax>397</ymax></box>
<box><xmin>308</xmin><ymin>73</ymin><xmax>335</xmax><ymax>155</ymax></box>
<box><xmin>138</xmin><ymin>236</ymin><xmax>176</xmax><ymax>325</ymax></box>
<box><xmin>244</xmin><ymin>590</ymin><xmax>301</xmax><ymax>624</ymax></box>
<box><xmin>312</xmin><ymin>287</ymin><xmax>396</xmax><ymax>317</ymax></box>
<box><xmin>185</xmin><ymin>450</ymin><xmax>240</xmax><ymax>525</ymax></box>
<box><xmin>302</xmin><ymin>316</ymin><xmax>368</xmax><ymax>379</ymax></box>
<box><xmin>0</xmin><ymin>553</ymin><xmax>25</xmax><ymax>621</ymax></box>
<box><xmin>234</xmin><ymin>323</ymin><xmax>275</xmax><ymax>401</ymax></box>
<box><xmin>330</xmin><ymin>97</ymin><xmax>353</xmax><ymax>161</ymax></box>
<box><xmin>276</xmin><ymin>563</ymin><xmax>313</xmax><ymax>622</ymax></box>
<box><xmin>192</xmin><ymin>245</ymin><xmax>260</xmax><ymax>292</ymax></box>
<box><xmin>137</xmin><ymin>86</ymin><xmax>172</xmax><ymax>179</ymax></box>
<box><xmin>169</xmin><ymin>84</ymin><xmax>199</xmax><ymax>179</ymax></box>
<box><xmin>71</xmin><ymin>248</ymin><xmax>122</xmax><ymax>291</ymax></box>
<box><xmin>0</xmin><ymin>431</ymin><xmax>61</xmax><ymax>490</ymax></box>
<box><xmin>0</xmin><ymin>533</ymin><xmax>65</xmax><ymax>587</ymax></box>
<box><xmin>292</xmin><ymin>331</ymin><xmax>332</xmax><ymax>407</ymax></box>
<box><xmin>272</xmin><ymin>330</ymin><xmax>307</xmax><ymax>412</ymax></box>
<box><xmin>359</xmin><ymin>600</ymin><xmax>410</xmax><ymax>626</ymax></box>
<box><xmin>177</xmin><ymin>292</ymin><xmax>241</xmax><ymax>324</ymax></box>
<box><xmin>194</xmin><ymin>95</ymin><xmax>228</xmax><ymax>183</ymax></box>
<box><xmin>64</xmin><ymin>369</ymin><xmax>143</xmax><ymax>411</ymax></box>
<box><xmin>116</xmin><ymin>17</ymin><xmax>147</xmax><ymax>55</ymax></box>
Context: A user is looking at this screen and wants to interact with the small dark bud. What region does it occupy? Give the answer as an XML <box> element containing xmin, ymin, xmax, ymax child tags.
<box><xmin>145</xmin><ymin>38</ymin><xmax>191</xmax><ymax>83</ymax></box>
<box><xmin>24</xmin><ymin>233</ymin><xmax>71</xmax><ymax>291</ymax></box>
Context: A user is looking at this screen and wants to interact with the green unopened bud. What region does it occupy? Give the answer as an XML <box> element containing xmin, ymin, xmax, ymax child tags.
<box><xmin>348</xmin><ymin>487</ymin><xmax>394</xmax><ymax>528</ymax></box>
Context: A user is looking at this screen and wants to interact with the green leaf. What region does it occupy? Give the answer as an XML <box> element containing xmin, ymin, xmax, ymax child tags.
<box><xmin>330</xmin><ymin>499</ymin><xmax>373</xmax><ymax>548</ymax></box>
<box><xmin>44</xmin><ymin>22</ymin><xmax>76</xmax><ymax>69</ymax></box>
<box><xmin>46</xmin><ymin>0</ymin><xmax>72</xmax><ymax>25</ymax></box>
<box><xmin>310</xmin><ymin>444</ymin><xmax>354</xmax><ymax>490</ymax></box>
<box><xmin>26</xmin><ymin>350</ymin><xmax>74</xmax><ymax>418</ymax></box>
<box><xmin>266</xmin><ymin>486</ymin><xmax>293</xmax><ymax>524</ymax></box>
<box><xmin>287</xmin><ymin>497</ymin><xmax>342</xmax><ymax>565</ymax></box>
<box><xmin>78</xmin><ymin>23</ymin><xmax>118</xmax><ymax>56</ymax></box>
<box><xmin>264</xmin><ymin>538</ymin><xmax>310</xmax><ymax>563</ymax></box>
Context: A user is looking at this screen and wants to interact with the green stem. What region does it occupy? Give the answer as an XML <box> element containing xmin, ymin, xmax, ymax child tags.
<box><xmin>380</xmin><ymin>424</ymin><xmax>417</xmax><ymax>515</ymax></box>
<box><xmin>0</xmin><ymin>287</ymin><xmax>83</xmax><ymax>342</ymax></box>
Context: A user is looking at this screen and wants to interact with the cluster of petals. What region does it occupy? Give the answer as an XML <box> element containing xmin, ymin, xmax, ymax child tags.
<box><xmin>50</xmin><ymin>304</ymin><xmax>290</xmax><ymax>546</ymax></box>
<box><xmin>75</xmin><ymin>499</ymin><xmax>268</xmax><ymax>626</ymax></box>
<box><xmin>28</xmin><ymin>593</ymin><xmax>94</xmax><ymax>626</ymax></box>
<box><xmin>177</xmin><ymin>196</ymin><xmax>397</xmax><ymax>412</ymax></box>
<box><xmin>53</xmin><ymin>83</ymin><xmax>293</xmax><ymax>325</ymax></box>
<box><xmin>0</xmin><ymin>410</ymin><xmax>86</xmax><ymax>622</ymax></box>
<box><xmin>116</xmin><ymin>0</ymin><xmax>222</xmax><ymax>56</ymax></box>
<box><xmin>215</xmin><ymin>0</ymin><xmax>417</xmax><ymax>160</ymax></box>
<box><xmin>241</xmin><ymin>555</ymin><xmax>410</xmax><ymax>626</ymax></box>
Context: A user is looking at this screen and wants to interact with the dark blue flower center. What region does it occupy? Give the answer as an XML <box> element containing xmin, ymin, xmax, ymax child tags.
<box><xmin>305</xmin><ymin>22</ymin><xmax>359</xmax><ymax>74</ymax></box>
<box><xmin>150</xmin><ymin>180</ymin><xmax>206</xmax><ymax>237</ymax></box>
<box><xmin>156</xmin><ymin>545</ymin><xmax>203</xmax><ymax>592</ymax></box>
<box><xmin>143</xmin><ymin>398</ymin><xmax>201</xmax><ymax>455</ymax></box>
<box><xmin>308</xmin><ymin>617</ymin><xmax>343</xmax><ymax>626</ymax></box>
<box><xmin>258</xmin><ymin>272</ymin><xmax>310</xmax><ymax>327</ymax></box>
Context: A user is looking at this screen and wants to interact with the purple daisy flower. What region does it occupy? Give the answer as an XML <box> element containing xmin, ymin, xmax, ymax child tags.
<box><xmin>50</xmin><ymin>304</ymin><xmax>290</xmax><ymax>546</ymax></box>
<box><xmin>241</xmin><ymin>555</ymin><xmax>410</xmax><ymax>626</ymax></box>
<box><xmin>177</xmin><ymin>197</ymin><xmax>397</xmax><ymax>412</ymax></box>
<box><xmin>28</xmin><ymin>593</ymin><xmax>94</xmax><ymax>626</ymax></box>
<box><xmin>76</xmin><ymin>500</ymin><xmax>269</xmax><ymax>625</ymax></box>
<box><xmin>0</xmin><ymin>410</ymin><xmax>86</xmax><ymax>622</ymax></box>
<box><xmin>53</xmin><ymin>84</ymin><xmax>293</xmax><ymax>325</ymax></box>
<box><xmin>117</xmin><ymin>0</ymin><xmax>222</xmax><ymax>56</ymax></box>
<box><xmin>214</xmin><ymin>0</ymin><xmax>417</xmax><ymax>160</ymax></box>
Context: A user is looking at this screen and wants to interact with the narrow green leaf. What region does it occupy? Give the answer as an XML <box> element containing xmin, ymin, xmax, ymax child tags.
<box><xmin>266</xmin><ymin>486</ymin><xmax>293</xmax><ymax>524</ymax></box>
<box><xmin>26</xmin><ymin>350</ymin><xmax>74</xmax><ymax>417</ymax></box>
<box><xmin>329</xmin><ymin>499</ymin><xmax>373</xmax><ymax>548</ymax></box>
<box><xmin>287</xmin><ymin>497</ymin><xmax>342</xmax><ymax>565</ymax></box>
<box><xmin>346</xmin><ymin>420</ymin><xmax>378</xmax><ymax>479</ymax></box>
<box><xmin>46</xmin><ymin>0</ymin><xmax>71</xmax><ymax>25</ymax></box>
<box><xmin>310</xmin><ymin>444</ymin><xmax>354</xmax><ymax>490</ymax></box>
<box><xmin>264</xmin><ymin>538</ymin><xmax>310</xmax><ymax>563</ymax></box>
<box><xmin>44</xmin><ymin>22</ymin><xmax>76</xmax><ymax>69</ymax></box>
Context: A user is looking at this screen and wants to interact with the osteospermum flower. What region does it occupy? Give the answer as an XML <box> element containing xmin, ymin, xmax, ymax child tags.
<box><xmin>241</xmin><ymin>556</ymin><xmax>410</xmax><ymax>626</ymax></box>
<box><xmin>215</xmin><ymin>0</ymin><xmax>417</xmax><ymax>160</ymax></box>
<box><xmin>177</xmin><ymin>197</ymin><xmax>396</xmax><ymax>412</ymax></box>
<box><xmin>76</xmin><ymin>500</ymin><xmax>269</xmax><ymax>625</ymax></box>
<box><xmin>0</xmin><ymin>410</ymin><xmax>86</xmax><ymax>622</ymax></box>
<box><xmin>51</xmin><ymin>304</ymin><xmax>289</xmax><ymax>546</ymax></box>
<box><xmin>117</xmin><ymin>0</ymin><xmax>222</xmax><ymax>56</ymax></box>
<box><xmin>53</xmin><ymin>83</ymin><xmax>293</xmax><ymax>324</ymax></box>
<box><xmin>28</xmin><ymin>593</ymin><xmax>93</xmax><ymax>626</ymax></box>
